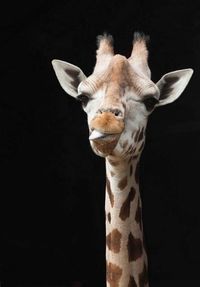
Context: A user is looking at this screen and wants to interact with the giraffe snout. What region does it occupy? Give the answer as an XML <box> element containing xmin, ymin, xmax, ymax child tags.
<box><xmin>90</xmin><ymin>111</ymin><xmax>124</xmax><ymax>136</ymax></box>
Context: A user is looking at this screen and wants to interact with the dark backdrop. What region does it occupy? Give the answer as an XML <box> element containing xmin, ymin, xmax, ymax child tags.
<box><xmin>0</xmin><ymin>1</ymin><xmax>199</xmax><ymax>287</ymax></box>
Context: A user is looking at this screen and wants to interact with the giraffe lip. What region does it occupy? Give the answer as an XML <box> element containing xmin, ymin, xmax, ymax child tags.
<box><xmin>89</xmin><ymin>130</ymin><xmax>120</xmax><ymax>141</ymax></box>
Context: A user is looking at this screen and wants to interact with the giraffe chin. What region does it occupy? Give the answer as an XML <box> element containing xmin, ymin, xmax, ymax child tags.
<box><xmin>90</xmin><ymin>135</ymin><xmax>120</xmax><ymax>157</ymax></box>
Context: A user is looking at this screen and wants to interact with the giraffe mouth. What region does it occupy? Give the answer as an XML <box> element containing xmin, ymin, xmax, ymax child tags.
<box><xmin>89</xmin><ymin>130</ymin><xmax>120</xmax><ymax>141</ymax></box>
<box><xmin>89</xmin><ymin>129</ymin><xmax>121</xmax><ymax>156</ymax></box>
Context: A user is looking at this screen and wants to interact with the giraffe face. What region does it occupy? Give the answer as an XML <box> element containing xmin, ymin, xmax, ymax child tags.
<box><xmin>52</xmin><ymin>32</ymin><xmax>193</xmax><ymax>158</ymax></box>
<box><xmin>78</xmin><ymin>55</ymin><xmax>159</xmax><ymax>157</ymax></box>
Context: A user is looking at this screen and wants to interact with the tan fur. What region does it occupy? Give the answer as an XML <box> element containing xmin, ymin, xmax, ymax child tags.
<box><xmin>128</xmin><ymin>35</ymin><xmax>151</xmax><ymax>79</ymax></box>
<box><xmin>97</xmin><ymin>37</ymin><xmax>114</xmax><ymax>55</ymax></box>
<box><xmin>107</xmin><ymin>262</ymin><xmax>123</xmax><ymax>287</ymax></box>
<box><xmin>81</xmin><ymin>53</ymin><xmax>155</xmax><ymax>99</ymax></box>
<box><xmin>93</xmin><ymin>55</ymin><xmax>133</xmax><ymax>93</ymax></box>
<box><xmin>106</xmin><ymin>176</ymin><xmax>114</xmax><ymax>207</ymax></box>
<box><xmin>106</xmin><ymin>228</ymin><xmax>122</xmax><ymax>253</ymax></box>
<box><xmin>94</xmin><ymin>34</ymin><xmax>114</xmax><ymax>74</ymax></box>
<box><xmin>93</xmin><ymin>137</ymin><xmax>119</xmax><ymax>156</ymax></box>
<box><xmin>90</xmin><ymin>112</ymin><xmax>124</xmax><ymax>134</ymax></box>
<box><xmin>130</xmin><ymin>38</ymin><xmax>148</xmax><ymax>63</ymax></box>
<box><xmin>108</xmin><ymin>55</ymin><xmax>129</xmax><ymax>83</ymax></box>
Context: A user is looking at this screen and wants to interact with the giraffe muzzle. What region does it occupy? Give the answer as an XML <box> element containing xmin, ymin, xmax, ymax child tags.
<box><xmin>89</xmin><ymin>111</ymin><xmax>124</xmax><ymax>141</ymax></box>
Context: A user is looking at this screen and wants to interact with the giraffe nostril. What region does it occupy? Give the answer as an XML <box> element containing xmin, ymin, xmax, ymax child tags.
<box><xmin>97</xmin><ymin>108</ymin><xmax>123</xmax><ymax>117</ymax></box>
<box><xmin>98</xmin><ymin>109</ymin><xmax>103</xmax><ymax>114</ymax></box>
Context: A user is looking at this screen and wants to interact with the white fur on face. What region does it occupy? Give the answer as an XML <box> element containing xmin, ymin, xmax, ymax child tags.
<box><xmin>82</xmin><ymin>87</ymin><xmax>107</xmax><ymax>124</ymax></box>
<box><xmin>111</xmin><ymin>90</ymin><xmax>148</xmax><ymax>158</ymax></box>
<box><xmin>76</xmin><ymin>52</ymin><xmax>160</xmax><ymax>158</ymax></box>
<box><xmin>78</xmin><ymin>82</ymin><xmax>150</xmax><ymax>158</ymax></box>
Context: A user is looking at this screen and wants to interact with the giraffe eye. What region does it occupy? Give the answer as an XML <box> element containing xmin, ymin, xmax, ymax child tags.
<box><xmin>143</xmin><ymin>96</ymin><xmax>158</xmax><ymax>111</ymax></box>
<box><xmin>77</xmin><ymin>94</ymin><xmax>89</xmax><ymax>106</ymax></box>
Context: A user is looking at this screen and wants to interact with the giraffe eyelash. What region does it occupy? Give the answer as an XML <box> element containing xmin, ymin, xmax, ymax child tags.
<box><xmin>142</xmin><ymin>96</ymin><xmax>159</xmax><ymax>111</ymax></box>
<box><xmin>77</xmin><ymin>94</ymin><xmax>91</xmax><ymax>106</ymax></box>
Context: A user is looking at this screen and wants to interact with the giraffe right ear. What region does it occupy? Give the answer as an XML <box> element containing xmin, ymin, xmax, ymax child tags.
<box><xmin>156</xmin><ymin>69</ymin><xmax>193</xmax><ymax>106</ymax></box>
<box><xmin>51</xmin><ymin>59</ymin><xmax>86</xmax><ymax>98</ymax></box>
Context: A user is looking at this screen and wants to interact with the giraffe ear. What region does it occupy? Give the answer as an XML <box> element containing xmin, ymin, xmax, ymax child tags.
<box><xmin>156</xmin><ymin>69</ymin><xmax>193</xmax><ymax>106</ymax></box>
<box><xmin>51</xmin><ymin>59</ymin><xmax>86</xmax><ymax>98</ymax></box>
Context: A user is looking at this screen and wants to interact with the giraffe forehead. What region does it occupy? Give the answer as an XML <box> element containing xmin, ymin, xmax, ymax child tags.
<box><xmin>103</xmin><ymin>55</ymin><xmax>136</xmax><ymax>90</ymax></box>
<box><xmin>79</xmin><ymin>55</ymin><xmax>130</xmax><ymax>92</ymax></box>
<box><xmin>80</xmin><ymin>54</ymin><xmax>156</xmax><ymax>97</ymax></box>
<box><xmin>107</xmin><ymin>55</ymin><xmax>130</xmax><ymax>82</ymax></box>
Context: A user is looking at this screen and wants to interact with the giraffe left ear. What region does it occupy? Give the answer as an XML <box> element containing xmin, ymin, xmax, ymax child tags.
<box><xmin>52</xmin><ymin>59</ymin><xmax>86</xmax><ymax>98</ymax></box>
<box><xmin>156</xmin><ymin>69</ymin><xmax>194</xmax><ymax>106</ymax></box>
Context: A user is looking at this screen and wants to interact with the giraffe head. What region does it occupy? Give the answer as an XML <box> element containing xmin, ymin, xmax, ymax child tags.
<box><xmin>52</xmin><ymin>32</ymin><xmax>193</xmax><ymax>158</ymax></box>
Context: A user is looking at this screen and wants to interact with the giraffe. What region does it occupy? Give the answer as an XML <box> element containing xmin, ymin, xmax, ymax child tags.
<box><xmin>51</xmin><ymin>32</ymin><xmax>193</xmax><ymax>287</ymax></box>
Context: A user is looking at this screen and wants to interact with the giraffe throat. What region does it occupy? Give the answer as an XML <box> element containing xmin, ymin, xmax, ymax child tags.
<box><xmin>105</xmin><ymin>155</ymin><xmax>148</xmax><ymax>287</ymax></box>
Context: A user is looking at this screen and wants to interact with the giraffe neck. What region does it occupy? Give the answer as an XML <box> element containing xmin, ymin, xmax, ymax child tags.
<box><xmin>105</xmin><ymin>155</ymin><xmax>148</xmax><ymax>287</ymax></box>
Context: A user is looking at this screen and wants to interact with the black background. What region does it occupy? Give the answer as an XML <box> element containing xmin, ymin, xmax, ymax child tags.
<box><xmin>0</xmin><ymin>1</ymin><xmax>200</xmax><ymax>287</ymax></box>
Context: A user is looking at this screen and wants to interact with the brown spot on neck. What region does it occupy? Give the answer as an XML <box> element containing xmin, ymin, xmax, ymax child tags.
<box><xmin>129</xmin><ymin>146</ymin><xmax>136</xmax><ymax>155</ymax></box>
<box><xmin>135</xmin><ymin>161</ymin><xmax>140</xmax><ymax>184</ymax></box>
<box><xmin>138</xmin><ymin>127</ymin><xmax>144</xmax><ymax>142</ymax></box>
<box><xmin>134</xmin><ymin>129</ymin><xmax>141</xmax><ymax>142</ymax></box>
<box><xmin>139</xmin><ymin>263</ymin><xmax>148</xmax><ymax>287</ymax></box>
<box><xmin>122</xmin><ymin>140</ymin><xmax>128</xmax><ymax>149</ymax></box>
<box><xmin>106</xmin><ymin>176</ymin><xmax>114</xmax><ymax>207</ymax></box>
<box><xmin>128</xmin><ymin>156</ymin><xmax>132</xmax><ymax>164</ymax></box>
<box><xmin>107</xmin><ymin>262</ymin><xmax>123</xmax><ymax>287</ymax></box>
<box><xmin>135</xmin><ymin>198</ymin><xmax>142</xmax><ymax>230</ymax></box>
<box><xmin>128</xmin><ymin>276</ymin><xmax>137</xmax><ymax>287</ymax></box>
<box><xmin>107</xmin><ymin>212</ymin><xmax>111</xmax><ymax>223</ymax></box>
<box><xmin>119</xmin><ymin>187</ymin><xmax>136</xmax><ymax>221</ymax></box>
<box><xmin>118</xmin><ymin>176</ymin><xmax>128</xmax><ymax>190</ymax></box>
<box><xmin>126</xmin><ymin>144</ymin><xmax>133</xmax><ymax>154</ymax></box>
<box><xmin>110</xmin><ymin>171</ymin><xmax>115</xmax><ymax>177</ymax></box>
<box><xmin>106</xmin><ymin>228</ymin><xmax>122</xmax><ymax>253</ymax></box>
<box><xmin>127</xmin><ymin>232</ymin><xmax>143</xmax><ymax>262</ymax></box>
<box><xmin>128</xmin><ymin>154</ymin><xmax>139</xmax><ymax>164</ymax></box>
<box><xmin>138</xmin><ymin>141</ymin><xmax>145</xmax><ymax>153</ymax></box>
